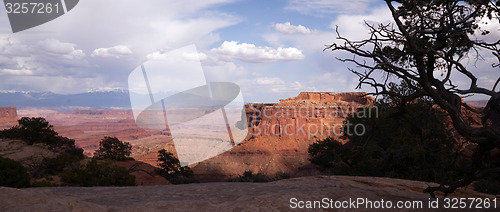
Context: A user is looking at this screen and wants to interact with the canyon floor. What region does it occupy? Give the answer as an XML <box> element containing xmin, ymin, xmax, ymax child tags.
<box><xmin>0</xmin><ymin>176</ymin><xmax>496</xmax><ymax>212</ymax></box>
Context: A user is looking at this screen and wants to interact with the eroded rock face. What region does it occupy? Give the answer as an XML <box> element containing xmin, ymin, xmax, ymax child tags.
<box><xmin>8</xmin><ymin>92</ymin><xmax>377</xmax><ymax>181</ymax></box>
<box><xmin>0</xmin><ymin>139</ymin><xmax>57</xmax><ymax>167</ymax></box>
<box><xmin>192</xmin><ymin>92</ymin><xmax>375</xmax><ymax>181</ymax></box>
<box><xmin>247</xmin><ymin>92</ymin><xmax>375</xmax><ymax>139</ymax></box>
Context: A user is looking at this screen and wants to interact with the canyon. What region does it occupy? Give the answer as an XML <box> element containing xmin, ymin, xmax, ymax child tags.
<box><xmin>192</xmin><ymin>92</ymin><xmax>375</xmax><ymax>181</ymax></box>
<box><xmin>0</xmin><ymin>92</ymin><xmax>375</xmax><ymax>181</ymax></box>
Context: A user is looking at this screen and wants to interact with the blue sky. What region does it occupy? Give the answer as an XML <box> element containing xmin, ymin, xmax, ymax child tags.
<box><xmin>0</xmin><ymin>0</ymin><xmax>496</xmax><ymax>103</ymax></box>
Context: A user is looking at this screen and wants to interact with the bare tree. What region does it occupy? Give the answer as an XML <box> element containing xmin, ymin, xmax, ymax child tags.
<box><xmin>327</xmin><ymin>0</ymin><xmax>500</xmax><ymax>197</ymax></box>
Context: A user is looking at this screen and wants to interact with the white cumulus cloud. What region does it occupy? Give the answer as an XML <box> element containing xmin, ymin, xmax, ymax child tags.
<box><xmin>0</xmin><ymin>69</ymin><xmax>33</xmax><ymax>76</ymax></box>
<box><xmin>211</xmin><ymin>41</ymin><xmax>305</xmax><ymax>63</ymax></box>
<box><xmin>274</xmin><ymin>22</ymin><xmax>311</xmax><ymax>34</ymax></box>
<box><xmin>91</xmin><ymin>45</ymin><xmax>133</xmax><ymax>58</ymax></box>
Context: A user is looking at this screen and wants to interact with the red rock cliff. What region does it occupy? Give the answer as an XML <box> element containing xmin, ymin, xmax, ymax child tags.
<box><xmin>192</xmin><ymin>92</ymin><xmax>375</xmax><ymax>181</ymax></box>
<box><xmin>247</xmin><ymin>92</ymin><xmax>375</xmax><ymax>140</ymax></box>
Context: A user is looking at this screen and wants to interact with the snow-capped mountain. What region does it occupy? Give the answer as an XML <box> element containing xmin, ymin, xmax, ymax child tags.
<box><xmin>0</xmin><ymin>90</ymin><xmax>131</xmax><ymax>108</ymax></box>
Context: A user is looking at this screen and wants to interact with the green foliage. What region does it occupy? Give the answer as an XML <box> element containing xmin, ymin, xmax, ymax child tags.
<box><xmin>31</xmin><ymin>146</ymin><xmax>84</xmax><ymax>179</ymax></box>
<box><xmin>309</xmin><ymin>82</ymin><xmax>467</xmax><ymax>184</ymax></box>
<box><xmin>34</xmin><ymin>153</ymin><xmax>82</xmax><ymax>178</ymax></box>
<box><xmin>61</xmin><ymin>159</ymin><xmax>136</xmax><ymax>187</ymax></box>
<box><xmin>0</xmin><ymin>117</ymin><xmax>63</xmax><ymax>146</ymax></box>
<box><xmin>157</xmin><ymin>149</ymin><xmax>198</xmax><ymax>184</ymax></box>
<box><xmin>308</xmin><ymin>137</ymin><xmax>344</xmax><ymax>174</ymax></box>
<box><xmin>228</xmin><ymin>171</ymin><xmax>271</xmax><ymax>182</ymax></box>
<box><xmin>93</xmin><ymin>137</ymin><xmax>132</xmax><ymax>161</ymax></box>
<box><xmin>0</xmin><ymin>156</ymin><xmax>31</xmax><ymax>188</ymax></box>
<box><xmin>227</xmin><ymin>171</ymin><xmax>291</xmax><ymax>183</ymax></box>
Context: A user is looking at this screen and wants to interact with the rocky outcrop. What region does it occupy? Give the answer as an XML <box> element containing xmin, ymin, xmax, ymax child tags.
<box><xmin>0</xmin><ymin>138</ymin><xmax>168</xmax><ymax>186</ymax></box>
<box><xmin>15</xmin><ymin>92</ymin><xmax>377</xmax><ymax>181</ymax></box>
<box><xmin>280</xmin><ymin>92</ymin><xmax>374</xmax><ymax>105</ymax></box>
<box><xmin>191</xmin><ymin>92</ymin><xmax>375</xmax><ymax>180</ymax></box>
<box><xmin>0</xmin><ymin>139</ymin><xmax>57</xmax><ymax>167</ymax></box>
<box><xmin>113</xmin><ymin>160</ymin><xmax>169</xmax><ymax>186</ymax></box>
<box><xmin>247</xmin><ymin>92</ymin><xmax>375</xmax><ymax>139</ymax></box>
<box><xmin>0</xmin><ymin>176</ymin><xmax>493</xmax><ymax>211</ymax></box>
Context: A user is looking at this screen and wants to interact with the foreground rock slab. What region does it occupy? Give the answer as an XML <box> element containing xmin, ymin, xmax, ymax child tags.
<box><xmin>0</xmin><ymin>176</ymin><xmax>496</xmax><ymax>211</ymax></box>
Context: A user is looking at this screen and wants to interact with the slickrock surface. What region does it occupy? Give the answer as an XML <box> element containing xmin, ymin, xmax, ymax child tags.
<box><xmin>0</xmin><ymin>176</ymin><xmax>495</xmax><ymax>211</ymax></box>
<box><xmin>0</xmin><ymin>139</ymin><xmax>57</xmax><ymax>166</ymax></box>
<box><xmin>0</xmin><ymin>139</ymin><xmax>169</xmax><ymax>186</ymax></box>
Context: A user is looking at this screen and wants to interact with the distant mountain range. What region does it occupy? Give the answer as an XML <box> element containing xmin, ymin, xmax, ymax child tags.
<box><xmin>0</xmin><ymin>90</ymin><xmax>132</xmax><ymax>108</ymax></box>
<box><xmin>0</xmin><ymin>89</ymin><xmax>489</xmax><ymax>109</ymax></box>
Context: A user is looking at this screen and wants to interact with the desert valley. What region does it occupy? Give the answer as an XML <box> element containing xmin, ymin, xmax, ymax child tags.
<box><xmin>1</xmin><ymin>92</ymin><xmax>496</xmax><ymax>211</ymax></box>
<box><xmin>1</xmin><ymin>92</ymin><xmax>375</xmax><ymax>182</ymax></box>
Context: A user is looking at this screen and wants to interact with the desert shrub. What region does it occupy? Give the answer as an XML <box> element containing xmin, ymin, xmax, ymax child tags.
<box><xmin>31</xmin><ymin>180</ymin><xmax>57</xmax><ymax>187</ymax></box>
<box><xmin>157</xmin><ymin>149</ymin><xmax>198</xmax><ymax>184</ymax></box>
<box><xmin>227</xmin><ymin>171</ymin><xmax>271</xmax><ymax>182</ymax></box>
<box><xmin>0</xmin><ymin>117</ymin><xmax>59</xmax><ymax>146</ymax></box>
<box><xmin>64</xmin><ymin>147</ymin><xmax>85</xmax><ymax>160</ymax></box>
<box><xmin>308</xmin><ymin>137</ymin><xmax>344</xmax><ymax>174</ymax></box>
<box><xmin>168</xmin><ymin>175</ymin><xmax>200</xmax><ymax>184</ymax></box>
<box><xmin>275</xmin><ymin>172</ymin><xmax>291</xmax><ymax>180</ymax></box>
<box><xmin>93</xmin><ymin>137</ymin><xmax>132</xmax><ymax>161</ymax></box>
<box><xmin>0</xmin><ymin>117</ymin><xmax>77</xmax><ymax>149</ymax></box>
<box><xmin>0</xmin><ymin>156</ymin><xmax>31</xmax><ymax>188</ymax></box>
<box><xmin>227</xmin><ymin>171</ymin><xmax>291</xmax><ymax>183</ymax></box>
<box><xmin>33</xmin><ymin>153</ymin><xmax>82</xmax><ymax>178</ymax></box>
<box><xmin>61</xmin><ymin>159</ymin><xmax>135</xmax><ymax>187</ymax></box>
<box><xmin>309</xmin><ymin>82</ymin><xmax>467</xmax><ymax>184</ymax></box>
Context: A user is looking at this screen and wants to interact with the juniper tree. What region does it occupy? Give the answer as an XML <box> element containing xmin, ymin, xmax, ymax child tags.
<box><xmin>327</xmin><ymin>0</ymin><xmax>500</xmax><ymax>196</ymax></box>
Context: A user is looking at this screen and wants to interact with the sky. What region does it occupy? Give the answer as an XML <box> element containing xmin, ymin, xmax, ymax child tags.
<box><xmin>0</xmin><ymin>0</ymin><xmax>497</xmax><ymax>103</ymax></box>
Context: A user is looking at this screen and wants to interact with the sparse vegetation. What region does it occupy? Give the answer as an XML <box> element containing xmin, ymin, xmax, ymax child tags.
<box><xmin>309</xmin><ymin>82</ymin><xmax>467</xmax><ymax>184</ymax></box>
<box><xmin>327</xmin><ymin>0</ymin><xmax>500</xmax><ymax>196</ymax></box>
<box><xmin>157</xmin><ymin>149</ymin><xmax>198</xmax><ymax>184</ymax></box>
<box><xmin>0</xmin><ymin>117</ymin><xmax>75</xmax><ymax>148</ymax></box>
<box><xmin>30</xmin><ymin>137</ymin><xmax>136</xmax><ymax>187</ymax></box>
<box><xmin>0</xmin><ymin>119</ymin><xmax>138</xmax><ymax>187</ymax></box>
<box><xmin>33</xmin><ymin>152</ymin><xmax>82</xmax><ymax>178</ymax></box>
<box><xmin>93</xmin><ymin>137</ymin><xmax>132</xmax><ymax>161</ymax></box>
<box><xmin>30</xmin><ymin>180</ymin><xmax>57</xmax><ymax>187</ymax></box>
<box><xmin>227</xmin><ymin>171</ymin><xmax>291</xmax><ymax>183</ymax></box>
<box><xmin>0</xmin><ymin>156</ymin><xmax>31</xmax><ymax>188</ymax></box>
<box><xmin>61</xmin><ymin>158</ymin><xmax>136</xmax><ymax>187</ymax></box>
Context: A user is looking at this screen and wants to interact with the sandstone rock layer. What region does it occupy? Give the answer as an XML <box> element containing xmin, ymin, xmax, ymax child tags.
<box><xmin>0</xmin><ymin>176</ymin><xmax>494</xmax><ymax>212</ymax></box>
